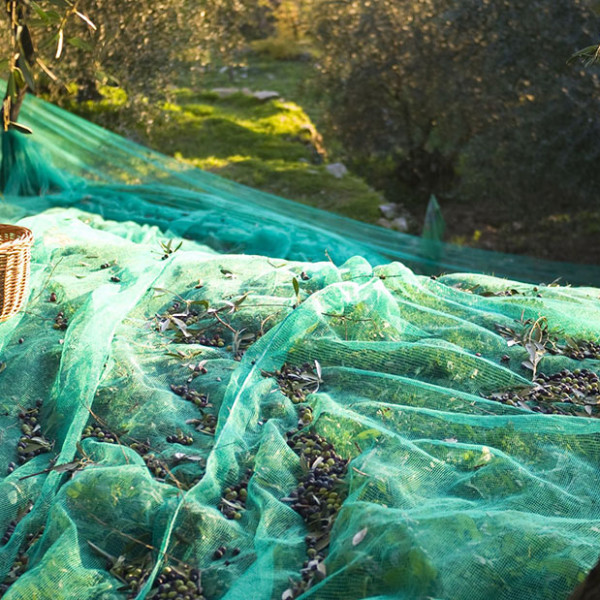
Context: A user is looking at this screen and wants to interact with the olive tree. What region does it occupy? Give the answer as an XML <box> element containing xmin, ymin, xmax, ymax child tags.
<box><xmin>0</xmin><ymin>0</ymin><xmax>95</xmax><ymax>131</ymax></box>
<box><xmin>314</xmin><ymin>0</ymin><xmax>600</xmax><ymax>212</ymax></box>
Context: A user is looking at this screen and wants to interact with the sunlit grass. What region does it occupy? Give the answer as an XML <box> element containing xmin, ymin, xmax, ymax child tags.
<box><xmin>64</xmin><ymin>59</ymin><xmax>383</xmax><ymax>223</ymax></box>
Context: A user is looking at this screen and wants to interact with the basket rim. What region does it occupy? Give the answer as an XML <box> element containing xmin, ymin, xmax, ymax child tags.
<box><xmin>0</xmin><ymin>223</ymin><xmax>34</xmax><ymax>248</ymax></box>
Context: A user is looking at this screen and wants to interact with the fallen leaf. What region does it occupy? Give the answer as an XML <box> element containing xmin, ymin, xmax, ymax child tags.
<box><xmin>315</xmin><ymin>359</ymin><xmax>322</xmax><ymax>381</ymax></box>
<box><xmin>316</xmin><ymin>561</ymin><xmax>327</xmax><ymax>578</ymax></box>
<box><xmin>352</xmin><ymin>527</ymin><xmax>368</xmax><ymax>546</ymax></box>
<box><xmin>311</xmin><ymin>456</ymin><xmax>324</xmax><ymax>469</ymax></box>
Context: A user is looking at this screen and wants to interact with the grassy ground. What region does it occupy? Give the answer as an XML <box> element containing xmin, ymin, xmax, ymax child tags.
<box><xmin>63</xmin><ymin>51</ymin><xmax>600</xmax><ymax>267</ymax></box>
<box><xmin>65</xmin><ymin>55</ymin><xmax>383</xmax><ymax>223</ymax></box>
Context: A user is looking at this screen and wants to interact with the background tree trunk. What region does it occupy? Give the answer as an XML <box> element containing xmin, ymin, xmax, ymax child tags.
<box><xmin>1</xmin><ymin>85</ymin><xmax>28</xmax><ymax>131</ymax></box>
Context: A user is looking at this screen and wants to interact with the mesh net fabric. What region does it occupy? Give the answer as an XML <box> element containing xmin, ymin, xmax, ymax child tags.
<box><xmin>3</xmin><ymin>91</ymin><xmax>600</xmax><ymax>285</ymax></box>
<box><xmin>0</xmin><ymin>94</ymin><xmax>599</xmax><ymax>600</ymax></box>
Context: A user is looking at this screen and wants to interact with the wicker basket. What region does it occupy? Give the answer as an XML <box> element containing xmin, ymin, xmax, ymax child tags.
<box><xmin>0</xmin><ymin>224</ymin><xmax>33</xmax><ymax>323</ymax></box>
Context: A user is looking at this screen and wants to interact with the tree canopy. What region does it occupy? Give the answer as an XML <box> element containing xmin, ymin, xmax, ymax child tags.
<box><xmin>314</xmin><ymin>0</ymin><xmax>600</xmax><ymax>212</ymax></box>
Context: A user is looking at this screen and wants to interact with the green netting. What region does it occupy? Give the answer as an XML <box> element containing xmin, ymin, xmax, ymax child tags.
<box><xmin>0</xmin><ymin>93</ymin><xmax>600</xmax><ymax>600</ymax></box>
<box><xmin>2</xmin><ymin>91</ymin><xmax>600</xmax><ymax>285</ymax></box>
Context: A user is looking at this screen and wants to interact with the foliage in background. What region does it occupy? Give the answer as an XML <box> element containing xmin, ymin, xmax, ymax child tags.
<box><xmin>5</xmin><ymin>0</ymin><xmax>600</xmax><ymax>261</ymax></box>
<box><xmin>68</xmin><ymin>84</ymin><xmax>383</xmax><ymax>220</ymax></box>
<box><xmin>0</xmin><ymin>0</ymin><xmax>95</xmax><ymax>128</ymax></box>
<box><xmin>45</xmin><ymin>0</ymin><xmax>279</xmax><ymax>138</ymax></box>
<box><xmin>313</xmin><ymin>0</ymin><xmax>600</xmax><ymax>212</ymax></box>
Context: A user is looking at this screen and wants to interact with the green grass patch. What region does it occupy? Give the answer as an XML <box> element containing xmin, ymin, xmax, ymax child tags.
<box><xmin>186</xmin><ymin>57</ymin><xmax>328</xmax><ymax>129</ymax></box>
<box><xmin>63</xmin><ymin>57</ymin><xmax>382</xmax><ymax>224</ymax></box>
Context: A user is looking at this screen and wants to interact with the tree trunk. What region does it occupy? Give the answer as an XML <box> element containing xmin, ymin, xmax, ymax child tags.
<box><xmin>1</xmin><ymin>84</ymin><xmax>28</xmax><ymax>130</ymax></box>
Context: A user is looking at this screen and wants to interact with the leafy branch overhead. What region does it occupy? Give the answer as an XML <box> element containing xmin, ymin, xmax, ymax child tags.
<box><xmin>1</xmin><ymin>0</ymin><xmax>95</xmax><ymax>131</ymax></box>
<box><xmin>569</xmin><ymin>44</ymin><xmax>600</xmax><ymax>67</ymax></box>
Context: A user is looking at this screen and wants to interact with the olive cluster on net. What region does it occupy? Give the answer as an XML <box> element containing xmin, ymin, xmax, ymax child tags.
<box><xmin>212</xmin><ymin>545</ymin><xmax>240</xmax><ymax>563</ymax></box>
<box><xmin>261</xmin><ymin>363</ymin><xmax>320</xmax><ymax>404</ymax></box>
<box><xmin>82</xmin><ymin>422</ymin><xmax>118</xmax><ymax>443</ymax></box>
<box><xmin>183</xmin><ymin>331</ymin><xmax>225</xmax><ymax>348</ymax></box>
<box><xmin>260</xmin><ymin>361</ymin><xmax>340</xmax><ymax>596</ymax></box>
<box><xmin>166</xmin><ymin>430</ymin><xmax>194</xmax><ymax>446</ymax></box>
<box><xmin>170</xmin><ymin>384</ymin><xmax>210</xmax><ymax>408</ymax></box>
<box><xmin>283</xmin><ymin>430</ymin><xmax>348</xmax><ymax>597</ymax></box>
<box><xmin>8</xmin><ymin>400</ymin><xmax>53</xmax><ymax>473</ymax></box>
<box><xmin>1</xmin><ymin>504</ymin><xmax>33</xmax><ymax>546</ymax></box>
<box><xmin>0</xmin><ymin>553</ymin><xmax>28</xmax><ymax>598</ymax></box>
<box><xmin>187</xmin><ymin>414</ymin><xmax>218</xmax><ymax>436</ymax></box>
<box><xmin>550</xmin><ymin>340</ymin><xmax>600</xmax><ymax>361</ymax></box>
<box><xmin>152</xmin><ymin>565</ymin><xmax>205</xmax><ymax>600</ymax></box>
<box><xmin>81</xmin><ymin>421</ymin><xmax>185</xmax><ymax>482</ymax></box>
<box><xmin>170</xmin><ymin>382</ymin><xmax>217</xmax><ymax>436</ymax></box>
<box><xmin>0</xmin><ymin>528</ymin><xmax>44</xmax><ymax>597</ymax></box>
<box><xmin>297</xmin><ymin>406</ymin><xmax>314</xmax><ymax>429</ymax></box>
<box><xmin>108</xmin><ymin>560</ymin><xmax>204</xmax><ymax>600</ymax></box>
<box><xmin>159</xmin><ymin>302</ymin><xmax>226</xmax><ymax>348</ymax></box>
<box><xmin>490</xmin><ymin>368</ymin><xmax>600</xmax><ymax>416</ymax></box>
<box><xmin>218</xmin><ymin>468</ymin><xmax>252</xmax><ymax>520</ymax></box>
<box><xmin>53</xmin><ymin>310</ymin><xmax>68</xmax><ymax>331</ymax></box>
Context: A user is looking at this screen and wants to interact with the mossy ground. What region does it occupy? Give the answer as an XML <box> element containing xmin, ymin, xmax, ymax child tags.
<box><xmin>57</xmin><ymin>46</ymin><xmax>600</xmax><ymax>265</ymax></box>
<box><xmin>64</xmin><ymin>56</ymin><xmax>382</xmax><ymax>224</ymax></box>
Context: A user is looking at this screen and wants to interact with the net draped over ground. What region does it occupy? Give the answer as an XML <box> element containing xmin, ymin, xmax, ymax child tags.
<box><xmin>0</xmin><ymin>94</ymin><xmax>599</xmax><ymax>599</ymax></box>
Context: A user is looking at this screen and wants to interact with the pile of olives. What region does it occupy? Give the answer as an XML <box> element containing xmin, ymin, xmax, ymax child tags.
<box><xmin>80</xmin><ymin>422</ymin><xmax>177</xmax><ymax>482</ymax></box>
<box><xmin>107</xmin><ymin>556</ymin><xmax>204</xmax><ymax>600</ymax></box>
<box><xmin>297</xmin><ymin>406</ymin><xmax>313</xmax><ymax>429</ymax></box>
<box><xmin>282</xmin><ymin>429</ymin><xmax>348</xmax><ymax>597</ymax></box>
<box><xmin>166</xmin><ymin>430</ymin><xmax>194</xmax><ymax>446</ymax></box>
<box><xmin>0</xmin><ymin>521</ymin><xmax>17</xmax><ymax>545</ymax></box>
<box><xmin>184</xmin><ymin>332</ymin><xmax>225</xmax><ymax>348</ymax></box>
<box><xmin>552</xmin><ymin>340</ymin><xmax>600</xmax><ymax>361</ymax></box>
<box><xmin>167</xmin><ymin>303</ymin><xmax>200</xmax><ymax>324</ymax></box>
<box><xmin>0</xmin><ymin>553</ymin><xmax>28</xmax><ymax>597</ymax></box>
<box><xmin>11</xmin><ymin>401</ymin><xmax>52</xmax><ymax>471</ymax></box>
<box><xmin>0</xmin><ymin>527</ymin><xmax>44</xmax><ymax>597</ymax></box>
<box><xmin>141</xmin><ymin>453</ymin><xmax>170</xmax><ymax>480</ymax></box>
<box><xmin>219</xmin><ymin>469</ymin><xmax>252</xmax><ymax>520</ymax></box>
<box><xmin>82</xmin><ymin>422</ymin><xmax>118</xmax><ymax>443</ymax></box>
<box><xmin>151</xmin><ymin>565</ymin><xmax>205</xmax><ymax>600</ymax></box>
<box><xmin>490</xmin><ymin>368</ymin><xmax>600</xmax><ymax>416</ymax></box>
<box><xmin>128</xmin><ymin>439</ymin><xmax>151</xmax><ymax>455</ymax></box>
<box><xmin>170</xmin><ymin>384</ymin><xmax>210</xmax><ymax>408</ymax></box>
<box><xmin>261</xmin><ymin>363</ymin><xmax>320</xmax><ymax>404</ymax></box>
<box><xmin>0</xmin><ymin>504</ymin><xmax>33</xmax><ymax>546</ymax></box>
<box><xmin>159</xmin><ymin>303</ymin><xmax>225</xmax><ymax>347</ymax></box>
<box><xmin>53</xmin><ymin>311</ymin><xmax>68</xmax><ymax>331</ymax></box>
<box><xmin>285</xmin><ymin>430</ymin><xmax>347</xmax><ymax>529</ymax></box>
<box><xmin>109</xmin><ymin>560</ymin><xmax>150</xmax><ymax>598</ymax></box>
<box><xmin>212</xmin><ymin>545</ymin><xmax>240</xmax><ymax>561</ymax></box>
<box><xmin>189</xmin><ymin>414</ymin><xmax>218</xmax><ymax>436</ymax></box>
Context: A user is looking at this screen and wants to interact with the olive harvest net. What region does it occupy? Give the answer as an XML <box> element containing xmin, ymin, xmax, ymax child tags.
<box><xmin>0</xmin><ymin>93</ymin><xmax>600</xmax><ymax>600</ymax></box>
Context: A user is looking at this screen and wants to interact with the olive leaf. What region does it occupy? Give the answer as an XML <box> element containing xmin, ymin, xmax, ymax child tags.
<box><xmin>314</xmin><ymin>359</ymin><xmax>322</xmax><ymax>381</ymax></box>
<box><xmin>292</xmin><ymin>276</ymin><xmax>301</xmax><ymax>306</ymax></box>
<box><xmin>352</xmin><ymin>527</ymin><xmax>368</xmax><ymax>546</ymax></box>
<box><xmin>568</xmin><ymin>44</ymin><xmax>600</xmax><ymax>66</ymax></box>
<box><xmin>159</xmin><ymin>239</ymin><xmax>183</xmax><ymax>256</ymax></box>
<box><xmin>20</xmin><ymin>436</ymin><xmax>53</xmax><ymax>453</ymax></box>
<box><xmin>311</xmin><ymin>456</ymin><xmax>324</xmax><ymax>469</ymax></box>
<box><xmin>8</xmin><ymin>121</ymin><xmax>33</xmax><ymax>134</ymax></box>
<box><xmin>315</xmin><ymin>561</ymin><xmax>327</xmax><ymax>579</ymax></box>
<box><xmin>19</xmin><ymin>459</ymin><xmax>88</xmax><ymax>480</ymax></box>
